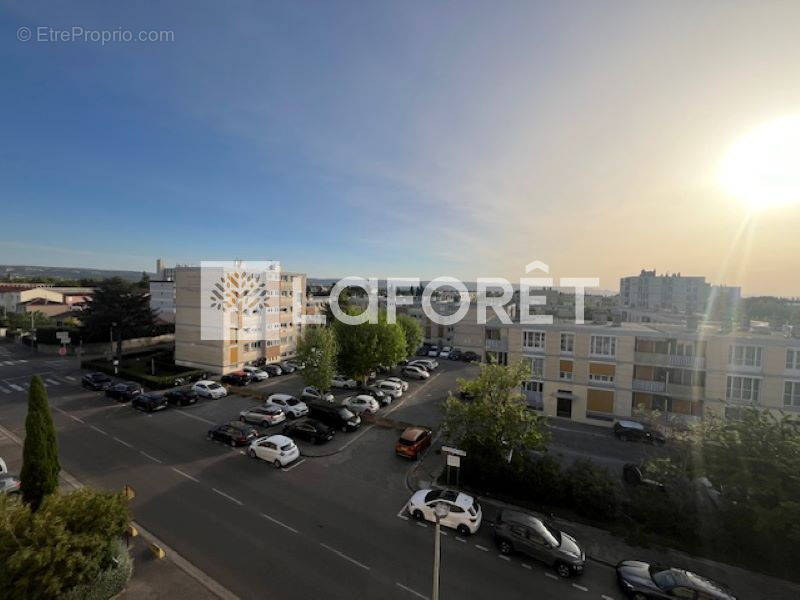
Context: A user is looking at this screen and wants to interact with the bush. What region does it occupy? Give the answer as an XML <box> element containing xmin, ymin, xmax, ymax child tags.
<box><xmin>562</xmin><ymin>459</ymin><xmax>621</xmax><ymax>521</ymax></box>
<box><xmin>81</xmin><ymin>359</ymin><xmax>204</xmax><ymax>390</ymax></box>
<box><xmin>60</xmin><ymin>540</ymin><xmax>133</xmax><ymax>600</ymax></box>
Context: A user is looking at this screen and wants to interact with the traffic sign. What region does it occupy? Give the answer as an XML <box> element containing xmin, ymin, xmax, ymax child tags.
<box><xmin>446</xmin><ymin>454</ymin><xmax>461</xmax><ymax>468</ymax></box>
<box><xmin>441</xmin><ymin>446</ymin><xmax>466</xmax><ymax>457</ymax></box>
<box><xmin>58</xmin><ymin>347</ymin><xmax>67</xmax><ymax>356</ymax></box>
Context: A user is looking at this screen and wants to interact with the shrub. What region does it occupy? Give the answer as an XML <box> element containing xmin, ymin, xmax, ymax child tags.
<box><xmin>563</xmin><ymin>459</ymin><xmax>621</xmax><ymax>521</ymax></box>
<box><xmin>80</xmin><ymin>359</ymin><xmax>204</xmax><ymax>390</ymax></box>
<box><xmin>60</xmin><ymin>540</ymin><xmax>133</xmax><ymax>600</ymax></box>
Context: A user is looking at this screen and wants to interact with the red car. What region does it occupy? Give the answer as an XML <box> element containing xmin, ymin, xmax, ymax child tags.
<box><xmin>396</xmin><ymin>427</ymin><xmax>433</xmax><ymax>459</ymax></box>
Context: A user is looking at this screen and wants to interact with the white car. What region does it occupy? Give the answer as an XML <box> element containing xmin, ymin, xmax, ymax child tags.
<box><xmin>239</xmin><ymin>405</ymin><xmax>286</xmax><ymax>426</ymax></box>
<box><xmin>0</xmin><ymin>457</ymin><xmax>6</xmax><ymax>474</ymax></box>
<box><xmin>439</xmin><ymin>346</ymin><xmax>452</xmax><ymax>358</ymax></box>
<box><xmin>407</xmin><ymin>489</ymin><xmax>482</xmax><ymax>535</ymax></box>
<box><xmin>265</xmin><ymin>394</ymin><xmax>308</xmax><ymax>419</ymax></box>
<box><xmin>242</xmin><ymin>366</ymin><xmax>269</xmax><ymax>381</ymax></box>
<box><xmin>192</xmin><ymin>380</ymin><xmax>228</xmax><ymax>399</ymax></box>
<box><xmin>403</xmin><ymin>365</ymin><xmax>429</xmax><ymax>380</ymax></box>
<box><xmin>247</xmin><ymin>435</ymin><xmax>300</xmax><ymax>468</ymax></box>
<box><xmin>385</xmin><ymin>377</ymin><xmax>409</xmax><ymax>391</ymax></box>
<box><xmin>375</xmin><ymin>380</ymin><xmax>404</xmax><ymax>398</ymax></box>
<box><xmin>331</xmin><ymin>375</ymin><xmax>358</xmax><ymax>389</ymax></box>
<box><xmin>427</xmin><ymin>348</ymin><xmax>440</xmax><ymax>357</ymax></box>
<box><xmin>343</xmin><ymin>394</ymin><xmax>379</xmax><ymax>415</ymax></box>
<box><xmin>416</xmin><ymin>358</ymin><xmax>439</xmax><ymax>370</ymax></box>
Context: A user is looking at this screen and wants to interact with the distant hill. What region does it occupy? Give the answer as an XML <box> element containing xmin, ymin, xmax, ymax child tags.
<box><xmin>0</xmin><ymin>265</ymin><xmax>152</xmax><ymax>283</ymax></box>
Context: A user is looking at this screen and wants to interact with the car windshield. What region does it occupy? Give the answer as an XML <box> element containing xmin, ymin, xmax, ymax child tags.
<box><xmin>398</xmin><ymin>438</ymin><xmax>415</xmax><ymax>446</ymax></box>
<box><xmin>338</xmin><ymin>408</ymin><xmax>355</xmax><ymax>419</ymax></box>
<box><xmin>280</xmin><ymin>443</ymin><xmax>294</xmax><ymax>451</ymax></box>
<box><xmin>208</xmin><ymin>383</ymin><xmax>222</xmax><ymax>390</ymax></box>
<box><xmin>650</xmin><ymin>567</ymin><xmax>678</xmax><ymax>590</ymax></box>
<box><xmin>285</xmin><ymin>398</ymin><xmax>299</xmax><ymax>406</ymax></box>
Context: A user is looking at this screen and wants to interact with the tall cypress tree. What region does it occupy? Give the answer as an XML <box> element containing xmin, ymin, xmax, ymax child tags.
<box><xmin>20</xmin><ymin>375</ymin><xmax>61</xmax><ymax>510</ymax></box>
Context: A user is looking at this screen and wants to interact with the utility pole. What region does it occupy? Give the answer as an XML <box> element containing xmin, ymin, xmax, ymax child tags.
<box><xmin>432</xmin><ymin>503</ymin><xmax>449</xmax><ymax>600</ymax></box>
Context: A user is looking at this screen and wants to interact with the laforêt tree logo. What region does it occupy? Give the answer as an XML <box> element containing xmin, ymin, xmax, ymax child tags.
<box><xmin>209</xmin><ymin>270</ymin><xmax>270</xmax><ymax>315</ymax></box>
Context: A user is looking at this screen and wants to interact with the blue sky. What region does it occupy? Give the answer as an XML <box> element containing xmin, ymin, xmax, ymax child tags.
<box><xmin>2</xmin><ymin>1</ymin><xmax>800</xmax><ymax>294</ymax></box>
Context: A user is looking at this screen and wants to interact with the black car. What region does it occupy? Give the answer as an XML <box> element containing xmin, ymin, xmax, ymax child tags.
<box><xmin>308</xmin><ymin>403</ymin><xmax>361</xmax><ymax>432</ymax></box>
<box><xmin>283</xmin><ymin>419</ymin><xmax>335</xmax><ymax>444</ymax></box>
<box><xmin>278</xmin><ymin>361</ymin><xmax>296</xmax><ymax>373</ymax></box>
<box><xmin>105</xmin><ymin>382</ymin><xmax>143</xmax><ymax>402</ymax></box>
<box><xmin>132</xmin><ymin>393</ymin><xmax>168</xmax><ymax>412</ymax></box>
<box><xmin>616</xmin><ymin>561</ymin><xmax>736</xmax><ymax>600</ymax></box>
<box><xmin>207</xmin><ymin>421</ymin><xmax>258</xmax><ymax>447</ymax></box>
<box><xmin>220</xmin><ymin>371</ymin><xmax>252</xmax><ymax>386</ymax></box>
<box><xmin>264</xmin><ymin>364</ymin><xmax>283</xmax><ymax>376</ymax></box>
<box><xmin>614</xmin><ymin>420</ymin><xmax>666</xmax><ymax>445</ymax></box>
<box><xmin>461</xmin><ymin>351</ymin><xmax>480</xmax><ymax>362</ymax></box>
<box><xmin>251</xmin><ymin>358</ymin><xmax>267</xmax><ymax>367</ymax></box>
<box><xmin>449</xmin><ymin>349</ymin><xmax>463</xmax><ymax>361</ymax></box>
<box><xmin>416</xmin><ymin>346</ymin><xmax>429</xmax><ymax>356</ymax></box>
<box><xmin>357</xmin><ymin>383</ymin><xmax>389</xmax><ymax>406</ymax></box>
<box><xmin>163</xmin><ymin>388</ymin><xmax>198</xmax><ymax>406</ymax></box>
<box><xmin>82</xmin><ymin>372</ymin><xmax>113</xmax><ymax>391</ymax></box>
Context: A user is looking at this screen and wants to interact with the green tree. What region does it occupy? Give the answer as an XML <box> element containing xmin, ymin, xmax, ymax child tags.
<box><xmin>396</xmin><ymin>313</ymin><xmax>422</xmax><ymax>357</ymax></box>
<box><xmin>333</xmin><ymin>310</ymin><xmax>408</xmax><ymax>381</ymax></box>
<box><xmin>1</xmin><ymin>311</ymin><xmax>51</xmax><ymax>331</ymax></box>
<box><xmin>442</xmin><ymin>361</ymin><xmax>548</xmax><ymax>462</ymax></box>
<box><xmin>20</xmin><ymin>376</ymin><xmax>60</xmax><ymax>511</ymax></box>
<box><xmin>296</xmin><ymin>326</ymin><xmax>338</xmax><ymax>391</ymax></box>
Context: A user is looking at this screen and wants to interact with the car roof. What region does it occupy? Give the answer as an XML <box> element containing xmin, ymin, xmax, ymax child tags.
<box><xmin>617</xmin><ymin>420</ymin><xmax>645</xmax><ymax>430</ymax></box>
<box><xmin>500</xmin><ymin>509</ymin><xmax>545</xmax><ymax>527</ymax></box>
<box><xmin>196</xmin><ymin>380</ymin><xmax>215</xmax><ymax>385</ymax></box>
<box><xmin>265</xmin><ymin>434</ymin><xmax>293</xmax><ymax>445</ymax></box>
<box><xmin>400</xmin><ymin>427</ymin><xmax>429</xmax><ymax>441</ymax></box>
<box><xmin>269</xmin><ymin>393</ymin><xmax>294</xmax><ymax>401</ymax></box>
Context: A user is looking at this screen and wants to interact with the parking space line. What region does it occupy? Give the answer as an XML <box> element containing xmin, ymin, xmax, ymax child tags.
<box><xmin>65</xmin><ymin>376</ymin><xmax>77</xmax><ymax>381</ymax></box>
<box><xmin>521</xmin><ymin>563</ymin><xmax>532</xmax><ymax>570</ymax></box>
<box><xmin>212</xmin><ymin>488</ymin><xmax>243</xmax><ymax>506</ymax></box>
<box><xmin>174</xmin><ymin>409</ymin><xmax>216</xmax><ymax>425</ymax></box>
<box><xmin>9</xmin><ymin>384</ymin><xmax>24</xmax><ymax>392</ymax></box>
<box><xmin>498</xmin><ymin>555</ymin><xmax>510</xmax><ymax>561</ymax></box>
<box><xmin>601</xmin><ymin>595</ymin><xmax>616</xmax><ymax>600</ymax></box>
<box><xmin>90</xmin><ymin>425</ymin><xmax>107</xmax><ymax>436</ymax></box>
<box><xmin>544</xmin><ymin>572</ymin><xmax>558</xmax><ymax>580</ymax></box>
<box><xmin>113</xmin><ymin>436</ymin><xmax>133</xmax><ymax>448</ymax></box>
<box><xmin>319</xmin><ymin>543</ymin><xmax>370</xmax><ymax>570</ymax></box>
<box><xmin>395</xmin><ymin>582</ymin><xmax>428</xmax><ymax>600</ymax></box>
<box><xmin>139</xmin><ymin>451</ymin><xmax>163</xmax><ymax>464</ymax></box>
<box><xmin>171</xmin><ymin>467</ymin><xmax>199</xmax><ymax>483</ymax></box>
<box><xmin>415</xmin><ymin>522</ymin><xmax>428</xmax><ymax>528</ymax></box>
<box><xmin>475</xmin><ymin>544</ymin><xmax>489</xmax><ymax>552</ymax></box>
<box><xmin>260</xmin><ymin>512</ymin><xmax>298</xmax><ymax>533</ymax></box>
<box><xmin>572</xmin><ymin>583</ymin><xmax>588</xmax><ymax>592</ymax></box>
<box><xmin>70</xmin><ymin>415</ymin><xmax>84</xmax><ymax>423</ymax></box>
<box><xmin>0</xmin><ymin>387</ymin><xmax>9</xmax><ymax>394</ymax></box>
<box><xmin>281</xmin><ymin>458</ymin><xmax>306</xmax><ymax>472</ymax></box>
<box><xmin>455</xmin><ymin>537</ymin><xmax>466</xmax><ymax>543</ymax></box>
<box><xmin>46</xmin><ymin>379</ymin><xmax>60</xmax><ymax>385</ymax></box>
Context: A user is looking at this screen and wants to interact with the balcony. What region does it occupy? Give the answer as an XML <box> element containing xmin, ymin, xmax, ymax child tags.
<box><xmin>665</xmin><ymin>382</ymin><xmax>705</xmax><ymax>398</ymax></box>
<box><xmin>632</xmin><ymin>379</ymin><xmax>666</xmax><ymax>393</ymax></box>
<box><xmin>485</xmin><ymin>339</ymin><xmax>507</xmax><ymax>352</ymax></box>
<box><xmin>524</xmin><ymin>391</ymin><xmax>543</xmax><ymax>410</ymax></box>
<box><xmin>634</xmin><ymin>352</ymin><xmax>705</xmax><ymax>369</ymax></box>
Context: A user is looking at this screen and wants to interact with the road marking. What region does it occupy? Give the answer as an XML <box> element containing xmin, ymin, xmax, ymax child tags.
<box><xmin>475</xmin><ymin>544</ymin><xmax>489</xmax><ymax>552</ymax></box>
<box><xmin>171</xmin><ymin>467</ymin><xmax>199</xmax><ymax>483</ymax></box>
<box><xmin>174</xmin><ymin>409</ymin><xmax>216</xmax><ymax>425</ymax></box>
<box><xmin>65</xmin><ymin>376</ymin><xmax>77</xmax><ymax>381</ymax></box>
<box><xmin>139</xmin><ymin>451</ymin><xmax>162</xmax><ymax>464</ymax></box>
<box><xmin>260</xmin><ymin>513</ymin><xmax>298</xmax><ymax>533</ymax></box>
<box><xmin>440</xmin><ymin>531</ymin><xmax>448</xmax><ymax>536</ymax></box>
<box><xmin>601</xmin><ymin>596</ymin><xmax>616</xmax><ymax>600</ymax></box>
<box><xmin>52</xmin><ymin>406</ymin><xmax>66</xmax><ymax>414</ymax></box>
<box><xmin>90</xmin><ymin>425</ymin><xmax>107</xmax><ymax>436</ymax></box>
<box><xmin>395</xmin><ymin>582</ymin><xmax>429</xmax><ymax>600</ymax></box>
<box><xmin>70</xmin><ymin>415</ymin><xmax>84</xmax><ymax>423</ymax></box>
<box><xmin>572</xmin><ymin>583</ymin><xmax>588</xmax><ymax>591</ymax></box>
<box><xmin>498</xmin><ymin>554</ymin><xmax>510</xmax><ymax>561</ymax></box>
<box><xmin>416</xmin><ymin>522</ymin><xmax>428</xmax><ymax>528</ymax></box>
<box><xmin>281</xmin><ymin>458</ymin><xmax>305</xmax><ymax>472</ymax></box>
<box><xmin>113</xmin><ymin>436</ymin><xmax>133</xmax><ymax>448</ymax></box>
<box><xmin>521</xmin><ymin>563</ymin><xmax>532</xmax><ymax>570</ymax></box>
<box><xmin>544</xmin><ymin>573</ymin><xmax>558</xmax><ymax>580</ymax></box>
<box><xmin>0</xmin><ymin>387</ymin><xmax>9</xmax><ymax>394</ymax></box>
<box><xmin>46</xmin><ymin>379</ymin><xmax>60</xmax><ymax>385</ymax></box>
<box><xmin>319</xmin><ymin>543</ymin><xmax>370</xmax><ymax>570</ymax></box>
<box><xmin>9</xmin><ymin>384</ymin><xmax>24</xmax><ymax>392</ymax></box>
<box><xmin>455</xmin><ymin>537</ymin><xmax>466</xmax><ymax>543</ymax></box>
<box><xmin>212</xmin><ymin>488</ymin><xmax>243</xmax><ymax>506</ymax></box>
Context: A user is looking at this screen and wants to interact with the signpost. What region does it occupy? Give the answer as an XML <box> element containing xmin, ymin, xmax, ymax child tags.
<box><xmin>442</xmin><ymin>446</ymin><xmax>466</xmax><ymax>486</ymax></box>
<box><xmin>56</xmin><ymin>331</ymin><xmax>71</xmax><ymax>357</ymax></box>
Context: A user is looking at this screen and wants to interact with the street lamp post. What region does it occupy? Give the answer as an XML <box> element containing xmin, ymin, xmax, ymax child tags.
<box><xmin>432</xmin><ymin>502</ymin><xmax>449</xmax><ymax>600</ymax></box>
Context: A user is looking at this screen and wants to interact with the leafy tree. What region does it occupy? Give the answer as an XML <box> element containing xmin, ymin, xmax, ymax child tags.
<box><xmin>1</xmin><ymin>311</ymin><xmax>51</xmax><ymax>331</ymax></box>
<box><xmin>396</xmin><ymin>313</ymin><xmax>422</xmax><ymax>357</ymax></box>
<box><xmin>442</xmin><ymin>361</ymin><xmax>548</xmax><ymax>463</ymax></box>
<box><xmin>20</xmin><ymin>376</ymin><xmax>60</xmax><ymax>511</ymax></box>
<box><xmin>332</xmin><ymin>309</ymin><xmax>407</xmax><ymax>381</ymax></box>
<box><xmin>296</xmin><ymin>326</ymin><xmax>338</xmax><ymax>391</ymax></box>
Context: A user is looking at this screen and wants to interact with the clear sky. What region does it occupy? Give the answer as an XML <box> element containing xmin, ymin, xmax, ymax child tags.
<box><xmin>2</xmin><ymin>1</ymin><xmax>799</xmax><ymax>295</ymax></box>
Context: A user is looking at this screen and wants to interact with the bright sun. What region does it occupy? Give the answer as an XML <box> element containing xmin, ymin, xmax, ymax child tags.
<box><xmin>717</xmin><ymin>115</ymin><xmax>800</xmax><ymax>210</ymax></box>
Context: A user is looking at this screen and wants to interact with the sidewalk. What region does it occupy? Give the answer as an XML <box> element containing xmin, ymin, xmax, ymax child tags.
<box><xmin>408</xmin><ymin>443</ymin><xmax>800</xmax><ymax>600</ymax></box>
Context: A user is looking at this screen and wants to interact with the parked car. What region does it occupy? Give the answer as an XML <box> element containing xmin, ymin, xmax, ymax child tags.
<box><xmin>283</xmin><ymin>419</ymin><xmax>335</xmax><ymax>444</ymax></box>
<box><xmin>418</xmin><ymin>358</ymin><xmax>439</xmax><ymax>369</ymax></box>
<box><xmin>0</xmin><ymin>473</ymin><xmax>21</xmax><ymax>496</ymax></box>
<box><xmin>416</xmin><ymin>346</ymin><xmax>429</xmax><ymax>356</ymax></box>
<box><xmin>427</xmin><ymin>347</ymin><xmax>440</xmax><ymax>357</ymax></box>
<box><xmin>278</xmin><ymin>361</ymin><xmax>296</xmax><ymax>374</ymax></box>
<box><xmin>242</xmin><ymin>365</ymin><xmax>270</xmax><ymax>381</ymax></box>
<box><xmin>384</xmin><ymin>376</ymin><xmax>409</xmax><ymax>391</ymax></box>
<box><xmin>247</xmin><ymin>435</ymin><xmax>299</xmax><ymax>468</ymax></box>
<box><xmin>207</xmin><ymin>421</ymin><xmax>259</xmax><ymax>447</ymax></box>
<box><xmin>403</xmin><ymin>365</ymin><xmax>429</xmax><ymax>380</ymax></box>
<box><xmin>192</xmin><ymin>380</ymin><xmax>228</xmax><ymax>399</ymax></box>
<box><xmin>265</xmin><ymin>394</ymin><xmax>308</xmax><ymax>419</ymax></box>
<box><xmin>343</xmin><ymin>394</ymin><xmax>379</xmax><ymax>415</ymax></box>
<box><xmin>301</xmin><ymin>386</ymin><xmax>335</xmax><ymax>404</ymax></box>
<box><xmin>221</xmin><ymin>370</ymin><xmax>252</xmax><ymax>386</ymax></box>
<box><xmin>375</xmin><ymin>380</ymin><xmax>404</xmax><ymax>398</ymax></box>
<box><xmin>105</xmin><ymin>382</ymin><xmax>143</xmax><ymax>402</ymax></box>
<box><xmin>461</xmin><ymin>351</ymin><xmax>480</xmax><ymax>362</ymax></box>
<box><xmin>250</xmin><ymin>357</ymin><xmax>267</xmax><ymax>367</ymax></box>
<box><xmin>614</xmin><ymin>420</ymin><xmax>666</xmax><ymax>445</ymax></box>
<box><xmin>395</xmin><ymin>427</ymin><xmax>432</xmax><ymax>460</ymax></box>
<box><xmin>0</xmin><ymin>457</ymin><xmax>6</xmax><ymax>474</ymax></box>
<box><xmin>439</xmin><ymin>346</ymin><xmax>452</xmax><ymax>358</ymax></box>
<box><xmin>407</xmin><ymin>489</ymin><xmax>482</xmax><ymax>535</ymax></box>
<box><xmin>449</xmin><ymin>349</ymin><xmax>462</xmax><ymax>361</ymax></box>
<box><xmin>623</xmin><ymin>463</ymin><xmax>666</xmax><ymax>490</ymax></box>
<box><xmin>163</xmin><ymin>388</ymin><xmax>198</xmax><ymax>406</ymax></box>
<box><xmin>82</xmin><ymin>372</ymin><xmax>113</xmax><ymax>391</ymax></box>
<box><xmin>286</xmin><ymin>360</ymin><xmax>305</xmax><ymax>370</ymax></box>
<box><xmin>494</xmin><ymin>509</ymin><xmax>585</xmax><ymax>578</ymax></box>
<box><xmin>358</xmin><ymin>383</ymin><xmax>389</xmax><ymax>406</ymax></box>
<box><xmin>331</xmin><ymin>374</ymin><xmax>358</xmax><ymax>389</ymax></box>
<box><xmin>240</xmin><ymin>405</ymin><xmax>286</xmax><ymax>427</ymax></box>
<box><xmin>616</xmin><ymin>561</ymin><xmax>737</xmax><ymax>600</ymax></box>
<box><xmin>308</xmin><ymin>402</ymin><xmax>361</xmax><ymax>432</ymax></box>
<box><xmin>264</xmin><ymin>364</ymin><xmax>283</xmax><ymax>376</ymax></box>
<box><xmin>132</xmin><ymin>393</ymin><xmax>168</xmax><ymax>412</ymax></box>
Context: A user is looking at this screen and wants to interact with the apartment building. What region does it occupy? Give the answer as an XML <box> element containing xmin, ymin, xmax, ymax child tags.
<box><xmin>149</xmin><ymin>279</ymin><xmax>176</xmax><ymax>323</ymax></box>
<box><xmin>174</xmin><ymin>266</ymin><xmax>306</xmax><ymax>374</ymax></box>
<box><xmin>620</xmin><ymin>270</ymin><xmax>709</xmax><ymax>313</ymax></box>
<box><xmin>484</xmin><ymin>320</ymin><xmax>800</xmax><ymax>426</ymax></box>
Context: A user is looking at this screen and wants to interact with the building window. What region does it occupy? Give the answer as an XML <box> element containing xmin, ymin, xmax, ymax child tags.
<box><xmin>589</xmin><ymin>373</ymin><xmax>614</xmax><ymax>384</ymax></box>
<box><xmin>590</xmin><ymin>335</ymin><xmax>616</xmax><ymax>357</ymax></box>
<box><xmin>560</xmin><ymin>333</ymin><xmax>574</xmax><ymax>354</ymax></box>
<box><xmin>559</xmin><ymin>359</ymin><xmax>573</xmax><ymax>381</ymax></box>
<box><xmin>523</xmin><ymin>331</ymin><xmax>546</xmax><ymax>351</ymax></box>
<box><xmin>726</xmin><ymin>375</ymin><xmax>761</xmax><ymax>403</ymax></box>
<box><xmin>784</xmin><ymin>381</ymin><xmax>800</xmax><ymax>408</ymax></box>
<box><xmin>522</xmin><ymin>356</ymin><xmax>544</xmax><ymax>379</ymax></box>
<box><xmin>728</xmin><ymin>345</ymin><xmax>762</xmax><ymax>368</ymax></box>
<box><xmin>521</xmin><ymin>380</ymin><xmax>543</xmax><ymax>393</ymax></box>
<box><xmin>787</xmin><ymin>349</ymin><xmax>800</xmax><ymax>370</ymax></box>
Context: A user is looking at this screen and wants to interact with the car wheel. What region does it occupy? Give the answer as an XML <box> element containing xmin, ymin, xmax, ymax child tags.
<box><xmin>288</xmin><ymin>412</ymin><xmax>296</xmax><ymax>419</ymax></box>
<box><xmin>273</xmin><ymin>459</ymin><xmax>281</xmax><ymax>469</ymax></box>
<box><xmin>412</xmin><ymin>509</ymin><xmax>424</xmax><ymax>521</ymax></box>
<box><xmin>248</xmin><ymin>448</ymin><xmax>256</xmax><ymax>458</ymax></box>
<box><xmin>229</xmin><ymin>440</ymin><xmax>236</xmax><ymax>447</ymax></box>
<box><xmin>341</xmin><ymin>425</ymin><xmax>348</xmax><ymax>433</ymax></box>
<box><xmin>457</xmin><ymin>524</ymin><xmax>470</xmax><ymax>536</ymax></box>
<box><xmin>498</xmin><ymin>540</ymin><xmax>513</xmax><ymax>555</ymax></box>
<box><xmin>555</xmin><ymin>561</ymin><xmax>571</xmax><ymax>578</ymax></box>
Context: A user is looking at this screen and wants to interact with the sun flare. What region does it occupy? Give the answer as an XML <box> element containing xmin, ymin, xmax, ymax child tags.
<box><xmin>718</xmin><ymin>115</ymin><xmax>800</xmax><ymax>210</ymax></box>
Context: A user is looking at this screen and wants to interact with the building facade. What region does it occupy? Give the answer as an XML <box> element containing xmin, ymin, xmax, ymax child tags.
<box><xmin>149</xmin><ymin>280</ymin><xmax>176</xmax><ymax>323</ymax></box>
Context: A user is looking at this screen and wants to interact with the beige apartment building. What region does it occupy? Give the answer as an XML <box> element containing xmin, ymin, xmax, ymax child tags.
<box><xmin>174</xmin><ymin>266</ymin><xmax>306</xmax><ymax>374</ymax></box>
<box><xmin>477</xmin><ymin>319</ymin><xmax>800</xmax><ymax>425</ymax></box>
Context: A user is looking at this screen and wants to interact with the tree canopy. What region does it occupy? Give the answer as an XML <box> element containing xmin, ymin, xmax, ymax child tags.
<box><xmin>396</xmin><ymin>314</ymin><xmax>423</xmax><ymax>357</ymax></box>
<box><xmin>332</xmin><ymin>309</ymin><xmax>407</xmax><ymax>380</ymax></box>
<box><xmin>20</xmin><ymin>376</ymin><xmax>60</xmax><ymax>511</ymax></box>
<box><xmin>296</xmin><ymin>326</ymin><xmax>338</xmax><ymax>391</ymax></box>
<box><xmin>81</xmin><ymin>278</ymin><xmax>155</xmax><ymax>355</ymax></box>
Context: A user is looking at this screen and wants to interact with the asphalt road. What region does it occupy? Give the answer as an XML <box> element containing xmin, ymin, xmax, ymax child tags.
<box><xmin>0</xmin><ymin>343</ymin><xmax>633</xmax><ymax>600</ymax></box>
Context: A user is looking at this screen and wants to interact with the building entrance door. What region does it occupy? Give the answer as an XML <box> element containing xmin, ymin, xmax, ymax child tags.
<box><xmin>556</xmin><ymin>396</ymin><xmax>572</xmax><ymax>418</ymax></box>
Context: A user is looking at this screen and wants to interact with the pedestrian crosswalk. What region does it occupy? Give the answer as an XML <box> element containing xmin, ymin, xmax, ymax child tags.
<box><xmin>0</xmin><ymin>359</ymin><xmax>28</xmax><ymax>367</ymax></box>
<box><xmin>0</xmin><ymin>373</ymin><xmax>80</xmax><ymax>395</ymax></box>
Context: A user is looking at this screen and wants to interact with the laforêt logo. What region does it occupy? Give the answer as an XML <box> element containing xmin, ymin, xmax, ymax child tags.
<box><xmin>209</xmin><ymin>270</ymin><xmax>270</xmax><ymax>315</ymax></box>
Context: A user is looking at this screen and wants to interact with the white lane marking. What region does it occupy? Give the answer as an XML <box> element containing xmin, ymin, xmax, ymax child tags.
<box><xmin>281</xmin><ymin>458</ymin><xmax>305</xmax><ymax>472</ymax></box>
<box><xmin>212</xmin><ymin>488</ymin><xmax>243</xmax><ymax>506</ymax></box>
<box><xmin>65</xmin><ymin>376</ymin><xmax>77</xmax><ymax>381</ymax></box>
<box><xmin>395</xmin><ymin>582</ymin><xmax>429</xmax><ymax>600</ymax></box>
<box><xmin>9</xmin><ymin>384</ymin><xmax>24</xmax><ymax>392</ymax></box>
<box><xmin>521</xmin><ymin>563</ymin><xmax>532</xmax><ymax>570</ymax></box>
<box><xmin>572</xmin><ymin>583</ymin><xmax>588</xmax><ymax>592</ymax></box>
<box><xmin>319</xmin><ymin>543</ymin><xmax>370</xmax><ymax>570</ymax></box>
<box><xmin>139</xmin><ymin>451</ymin><xmax>162</xmax><ymax>464</ymax></box>
<box><xmin>601</xmin><ymin>596</ymin><xmax>616</xmax><ymax>600</ymax></box>
<box><xmin>260</xmin><ymin>513</ymin><xmax>298</xmax><ymax>533</ymax></box>
<box><xmin>544</xmin><ymin>572</ymin><xmax>558</xmax><ymax>580</ymax></box>
<box><xmin>90</xmin><ymin>425</ymin><xmax>107</xmax><ymax>436</ymax></box>
<box><xmin>416</xmin><ymin>522</ymin><xmax>428</xmax><ymax>528</ymax></box>
<box><xmin>440</xmin><ymin>531</ymin><xmax>448</xmax><ymax>536</ymax></box>
<box><xmin>475</xmin><ymin>544</ymin><xmax>489</xmax><ymax>552</ymax></box>
<box><xmin>46</xmin><ymin>379</ymin><xmax>60</xmax><ymax>385</ymax></box>
<box><xmin>498</xmin><ymin>555</ymin><xmax>510</xmax><ymax>561</ymax></box>
<box><xmin>174</xmin><ymin>409</ymin><xmax>216</xmax><ymax>425</ymax></box>
<box><xmin>171</xmin><ymin>467</ymin><xmax>199</xmax><ymax>483</ymax></box>
<box><xmin>113</xmin><ymin>436</ymin><xmax>133</xmax><ymax>448</ymax></box>
<box><xmin>0</xmin><ymin>387</ymin><xmax>9</xmax><ymax>394</ymax></box>
<box><xmin>52</xmin><ymin>406</ymin><xmax>66</xmax><ymax>414</ymax></box>
<box><xmin>70</xmin><ymin>415</ymin><xmax>84</xmax><ymax>423</ymax></box>
<box><xmin>455</xmin><ymin>537</ymin><xmax>466</xmax><ymax>543</ymax></box>
<box><xmin>18</xmin><ymin>360</ymin><xmax>27</xmax><ymax>363</ymax></box>
<box><xmin>1</xmin><ymin>361</ymin><xmax>13</xmax><ymax>366</ymax></box>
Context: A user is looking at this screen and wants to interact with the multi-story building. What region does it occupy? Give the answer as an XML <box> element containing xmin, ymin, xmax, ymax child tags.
<box><xmin>149</xmin><ymin>279</ymin><xmax>176</xmax><ymax>323</ymax></box>
<box><xmin>174</xmin><ymin>266</ymin><xmax>306</xmax><ymax>374</ymax></box>
<box><xmin>620</xmin><ymin>270</ymin><xmax>710</xmax><ymax>313</ymax></box>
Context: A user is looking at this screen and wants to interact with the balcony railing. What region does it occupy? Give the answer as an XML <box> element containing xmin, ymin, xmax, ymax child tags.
<box><xmin>524</xmin><ymin>391</ymin><xmax>543</xmax><ymax>410</ymax></box>
<box><xmin>634</xmin><ymin>352</ymin><xmax>705</xmax><ymax>369</ymax></box>
<box><xmin>632</xmin><ymin>379</ymin><xmax>666</xmax><ymax>393</ymax></box>
<box><xmin>485</xmin><ymin>339</ymin><xmax>507</xmax><ymax>351</ymax></box>
<box><xmin>665</xmin><ymin>382</ymin><xmax>705</xmax><ymax>398</ymax></box>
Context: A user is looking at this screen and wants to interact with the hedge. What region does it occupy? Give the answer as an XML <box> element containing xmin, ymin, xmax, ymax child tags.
<box><xmin>60</xmin><ymin>540</ymin><xmax>133</xmax><ymax>600</ymax></box>
<box><xmin>81</xmin><ymin>359</ymin><xmax>205</xmax><ymax>390</ymax></box>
